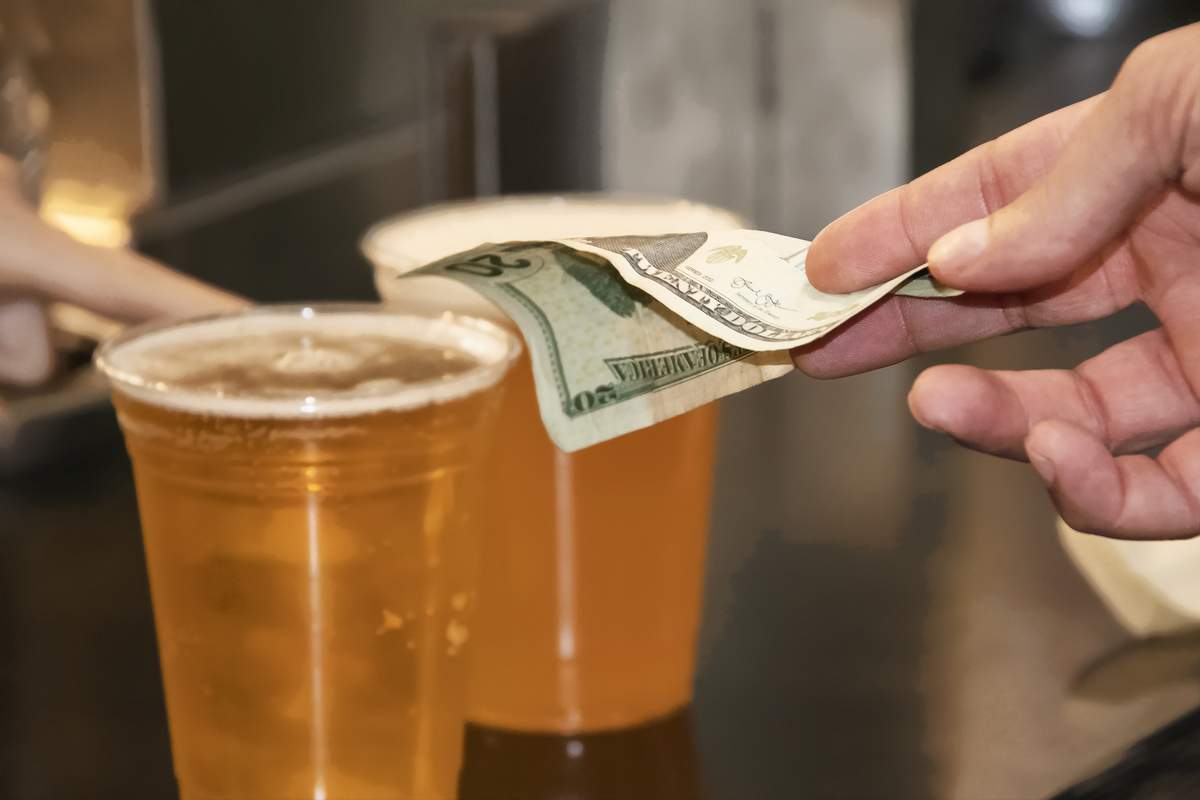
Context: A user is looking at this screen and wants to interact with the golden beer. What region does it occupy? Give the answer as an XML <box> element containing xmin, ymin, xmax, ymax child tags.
<box><xmin>96</xmin><ymin>306</ymin><xmax>519</xmax><ymax>799</ymax></box>
<box><xmin>364</xmin><ymin>196</ymin><xmax>744</xmax><ymax>731</ymax></box>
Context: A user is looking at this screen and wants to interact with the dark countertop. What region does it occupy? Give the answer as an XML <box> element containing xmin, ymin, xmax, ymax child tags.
<box><xmin>4</xmin><ymin>333</ymin><xmax>1200</xmax><ymax>800</ymax></box>
<box><xmin>1053</xmin><ymin>709</ymin><xmax>1200</xmax><ymax>800</ymax></box>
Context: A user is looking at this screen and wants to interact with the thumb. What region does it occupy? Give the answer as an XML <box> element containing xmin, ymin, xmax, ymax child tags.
<box><xmin>0</xmin><ymin>299</ymin><xmax>54</xmax><ymax>387</ymax></box>
<box><xmin>926</xmin><ymin>25</ymin><xmax>1200</xmax><ymax>293</ymax></box>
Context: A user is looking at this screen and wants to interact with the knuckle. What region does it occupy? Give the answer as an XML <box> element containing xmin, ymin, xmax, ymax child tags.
<box><xmin>974</xmin><ymin>140</ymin><xmax>1010</xmax><ymax>214</ymax></box>
<box><xmin>1122</xmin><ymin>32</ymin><xmax>1174</xmax><ymax>77</ymax></box>
<box><xmin>1121</xmin><ymin>25</ymin><xmax>1200</xmax><ymax>80</ymax></box>
<box><xmin>1115</xmin><ymin>27</ymin><xmax>1200</xmax><ymax>176</ymax></box>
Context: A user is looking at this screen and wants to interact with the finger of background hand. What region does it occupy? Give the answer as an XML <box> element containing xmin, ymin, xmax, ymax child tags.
<box><xmin>930</xmin><ymin>25</ymin><xmax>1200</xmax><ymax>293</ymax></box>
<box><xmin>2</xmin><ymin>216</ymin><xmax>245</xmax><ymax>322</ymax></box>
<box><xmin>807</xmin><ymin>95</ymin><xmax>1103</xmax><ymax>293</ymax></box>
<box><xmin>0</xmin><ymin>299</ymin><xmax>54</xmax><ymax>386</ymax></box>
<box><xmin>904</xmin><ymin>329</ymin><xmax>1200</xmax><ymax>459</ymax></box>
<box><xmin>1027</xmin><ymin>420</ymin><xmax>1200</xmax><ymax>540</ymax></box>
<box><xmin>42</xmin><ymin>245</ymin><xmax>245</xmax><ymax>322</ymax></box>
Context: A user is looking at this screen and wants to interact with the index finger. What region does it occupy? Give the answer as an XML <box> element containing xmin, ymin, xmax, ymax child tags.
<box><xmin>0</xmin><ymin>196</ymin><xmax>245</xmax><ymax>323</ymax></box>
<box><xmin>807</xmin><ymin>95</ymin><xmax>1104</xmax><ymax>293</ymax></box>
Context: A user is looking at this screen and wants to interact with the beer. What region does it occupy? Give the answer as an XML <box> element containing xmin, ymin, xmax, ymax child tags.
<box><xmin>471</xmin><ymin>352</ymin><xmax>717</xmax><ymax>730</ymax></box>
<box><xmin>97</xmin><ymin>306</ymin><xmax>519</xmax><ymax>799</ymax></box>
<box><xmin>364</xmin><ymin>196</ymin><xmax>744</xmax><ymax>731</ymax></box>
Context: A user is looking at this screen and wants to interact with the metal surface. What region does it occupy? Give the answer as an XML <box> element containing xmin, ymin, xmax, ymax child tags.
<box><xmin>0</xmin><ymin>0</ymin><xmax>47</xmax><ymax>199</ymax></box>
<box><xmin>32</xmin><ymin>0</ymin><xmax>158</xmax><ymax>234</ymax></box>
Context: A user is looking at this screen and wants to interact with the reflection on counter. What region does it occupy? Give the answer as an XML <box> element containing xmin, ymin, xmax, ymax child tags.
<box><xmin>460</xmin><ymin>709</ymin><xmax>702</xmax><ymax>800</ymax></box>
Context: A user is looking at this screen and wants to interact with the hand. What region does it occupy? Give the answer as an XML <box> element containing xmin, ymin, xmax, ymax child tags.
<box><xmin>794</xmin><ymin>24</ymin><xmax>1200</xmax><ymax>540</ymax></box>
<box><xmin>0</xmin><ymin>155</ymin><xmax>245</xmax><ymax>387</ymax></box>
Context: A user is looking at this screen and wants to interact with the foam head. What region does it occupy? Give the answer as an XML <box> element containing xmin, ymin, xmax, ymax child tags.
<box><xmin>96</xmin><ymin>305</ymin><xmax>520</xmax><ymax>418</ymax></box>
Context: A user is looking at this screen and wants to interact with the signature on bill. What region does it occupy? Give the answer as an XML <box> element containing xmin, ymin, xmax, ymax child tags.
<box><xmin>730</xmin><ymin>276</ymin><xmax>796</xmax><ymax>312</ymax></box>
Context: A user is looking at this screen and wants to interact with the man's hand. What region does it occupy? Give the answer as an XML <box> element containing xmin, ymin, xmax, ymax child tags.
<box><xmin>0</xmin><ymin>155</ymin><xmax>245</xmax><ymax>386</ymax></box>
<box><xmin>794</xmin><ymin>24</ymin><xmax>1200</xmax><ymax>540</ymax></box>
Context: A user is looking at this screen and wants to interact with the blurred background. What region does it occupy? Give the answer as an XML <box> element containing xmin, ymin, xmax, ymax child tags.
<box><xmin>3</xmin><ymin>0</ymin><xmax>1200</xmax><ymax>798</ymax></box>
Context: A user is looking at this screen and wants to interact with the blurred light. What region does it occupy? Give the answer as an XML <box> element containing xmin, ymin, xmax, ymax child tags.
<box><xmin>40</xmin><ymin>182</ymin><xmax>132</xmax><ymax>248</ymax></box>
<box><xmin>1041</xmin><ymin>0</ymin><xmax>1126</xmax><ymax>37</ymax></box>
<box><xmin>41</xmin><ymin>206</ymin><xmax>131</xmax><ymax>248</ymax></box>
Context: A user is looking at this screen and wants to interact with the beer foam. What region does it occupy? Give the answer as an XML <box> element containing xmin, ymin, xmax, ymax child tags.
<box><xmin>363</xmin><ymin>195</ymin><xmax>747</xmax><ymax>270</ymax></box>
<box><xmin>97</xmin><ymin>309</ymin><xmax>519</xmax><ymax>418</ymax></box>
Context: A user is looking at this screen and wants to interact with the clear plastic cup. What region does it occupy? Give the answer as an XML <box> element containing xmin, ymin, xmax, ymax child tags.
<box><xmin>96</xmin><ymin>303</ymin><xmax>521</xmax><ymax>798</ymax></box>
<box><xmin>364</xmin><ymin>195</ymin><xmax>746</xmax><ymax>732</ymax></box>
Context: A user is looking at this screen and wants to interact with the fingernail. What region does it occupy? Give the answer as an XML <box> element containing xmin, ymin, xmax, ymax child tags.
<box><xmin>928</xmin><ymin>219</ymin><xmax>989</xmax><ymax>275</ymax></box>
<box><xmin>907</xmin><ymin>375</ymin><xmax>947</xmax><ymax>434</ymax></box>
<box><xmin>1028</xmin><ymin>448</ymin><xmax>1056</xmax><ymax>485</ymax></box>
<box><xmin>908</xmin><ymin>404</ymin><xmax>944</xmax><ymax>434</ymax></box>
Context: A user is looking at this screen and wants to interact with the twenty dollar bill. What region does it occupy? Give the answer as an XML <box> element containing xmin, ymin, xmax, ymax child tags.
<box><xmin>567</xmin><ymin>230</ymin><xmax>959</xmax><ymax>351</ymax></box>
<box><xmin>383</xmin><ymin>231</ymin><xmax>960</xmax><ymax>451</ymax></box>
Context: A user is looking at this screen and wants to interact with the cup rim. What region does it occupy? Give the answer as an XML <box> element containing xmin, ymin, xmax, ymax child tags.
<box><xmin>359</xmin><ymin>192</ymin><xmax>750</xmax><ymax>274</ymax></box>
<box><xmin>94</xmin><ymin>302</ymin><xmax>523</xmax><ymax>418</ymax></box>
